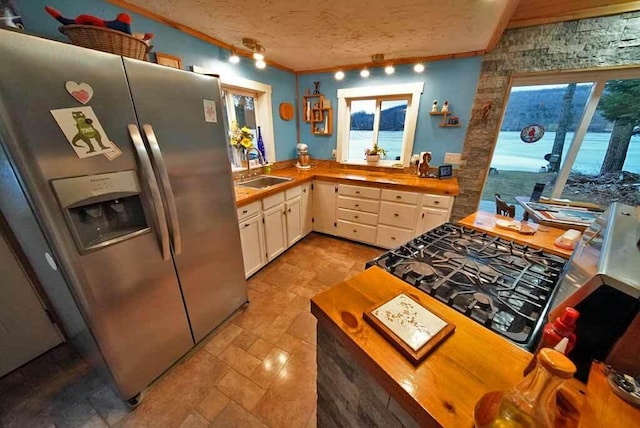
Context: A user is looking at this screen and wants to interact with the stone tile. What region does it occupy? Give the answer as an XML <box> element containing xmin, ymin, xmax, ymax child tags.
<box><xmin>287</xmin><ymin>311</ymin><xmax>318</xmax><ymax>345</ymax></box>
<box><xmin>253</xmin><ymin>342</ymin><xmax>317</xmax><ymax>428</ymax></box>
<box><xmin>178</xmin><ymin>410</ymin><xmax>211</xmax><ymax>428</ymax></box>
<box><xmin>250</xmin><ymin>347</ymin><xmax>290</xmax><ymax>389</ymax></box>
<box><xmin>216</xmin><ymin>370</ymin><xmax>266</xmax><ymax>412</ymax></box>
<box><xmin>232</xmin><ymin>329</ymin><xmax>259</xmax><ymax>351</ymax></box>
<box><xmin>87</xmin><ymin>383</ymin><xmax>130</xmax><ymax>426</ymax></box>
<box><xmin>258</xmin><ymin>315</ymin><xmax>294</xmax><ymax>343</ymax></box>
<box><xmin>197</xmin><ymin>387</ymin><xmax>229</xmax><ymax>422</ymax></box>
<box><xmin>119</xmin><ymin>351</ymin><xmax>228</xmax><ymax>427</ymax></box>
<box><xmin>203</xmin><ymin>323</ymin><xmax>243</xmax><ymax>356</ymax></box>
<box><xmin>210</xmin><ymin>402</ymin><xmax>267</xmax><ymax>428</ymax></box>
<box><xmin>247</xmin><ymin>338</ymin><xmax>273</xmax><ymax>360</ymax></box>
<box><xmin>219</xmin><ymin>344</ymin><xmax>262</xmax><ymax>377</ymax></box>
<box><xmin>275</xmin><ymin>332</ymin><xmax>302</xmax><ymax>354</ymax></box>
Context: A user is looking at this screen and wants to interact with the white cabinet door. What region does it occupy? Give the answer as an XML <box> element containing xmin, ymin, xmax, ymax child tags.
<box><xmin>286</xmin><ymin>197</ymin><xmax>302</xmax><ymax>247</ymax></box>
<box><xmin>416</xmin><ymin>207</ymin><xmax>449</xmax><ymax>236</ymax></box>
<box><xmin>300</xmin><ymin>182</ymin><xmax>313</xmax><ymax>236</ymax></box>
<box><xmin>264</xmin><ymin>204</ymin><xmax>287</xmax><ymax>261</ymax></box>
<box><xmin>238</xmin><ymin>215</ymin><xmax>265</xmax><ymax>278</ymax></box>
<box><xmin>312</xmin><ymin>181</ymin><xmax>337</xmax><ymax>235</ymax></box>
<box><xmin>0</xmin><ymin>231</ymin><xmax>62</xmax><ymax>377</ymax></box>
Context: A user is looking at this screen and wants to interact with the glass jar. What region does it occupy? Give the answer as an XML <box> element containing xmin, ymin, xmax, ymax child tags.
<box><xmin>474</xmin><ymin>348</ymin><xmax>576</xmax><ymax>428</ymax></box>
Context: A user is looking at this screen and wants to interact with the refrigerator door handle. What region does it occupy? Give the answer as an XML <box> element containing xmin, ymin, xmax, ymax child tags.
<box><xmin>142</xmin><ymin>124</ymin><xmax>182</xmax><ymax>256</ymax></box>
<box><xmin>127</xmin><ymin>124</ymin><xmax>171</xmax><ymax>260</ymax></box>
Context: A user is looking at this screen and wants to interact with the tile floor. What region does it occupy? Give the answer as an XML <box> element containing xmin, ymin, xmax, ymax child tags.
<box><xmin>0</xmin><ymin>233</ymin><xmax>383</xmax><ymax>428</ymax></box>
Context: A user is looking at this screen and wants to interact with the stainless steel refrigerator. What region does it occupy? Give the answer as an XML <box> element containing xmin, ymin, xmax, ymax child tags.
<box><xmin>0</xmin><ymin>30</ymin><xmax>247</xmax><ymax>401</ymax></box>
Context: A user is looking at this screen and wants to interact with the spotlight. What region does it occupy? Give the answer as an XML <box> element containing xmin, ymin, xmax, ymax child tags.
<box><xmin>360</xmin><ymin>68</ymin><xmax>370</xmax><ymax>78</ymax></box>
<box><xmin>229</xmin><ymin>53</ymin><xmax>240</xmax><ymax>64</ymax></box>
<box><xmin>253</xmin><ymin>52</ymin><xmax>264</xmax><ymax>61</ymax></box>
<box><xmin>255</xmin><ymin>59</ymin><xmax>266</xmax><ymax>69</ymax></box>
<box><xmin>335</xmin><ymin>71</ymin><xmax>345</xmax><ymax>80</ymax></box>
<box><xmin>385</xmin><ymin>65</ymin><xmax>395</xmax><ymax>75</ymax></box>
<box><xmin>414</xmin><ymin>63</ymin><xmax>425</xmax><ymax>73</ymax></box>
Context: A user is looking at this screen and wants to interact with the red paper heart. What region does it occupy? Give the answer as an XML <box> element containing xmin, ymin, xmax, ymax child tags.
<box><xmin>72</xmin><ymin>90</ymin><xmax>90</xmax><ymax>104</ymax></box>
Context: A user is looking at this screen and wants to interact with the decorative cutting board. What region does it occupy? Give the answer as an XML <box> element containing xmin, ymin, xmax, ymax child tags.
<box><xmin>364</xmin><ymin>293</ymin><xmax>455</xmax><ymax>364</ymax></box>
<box><xmin>279</xmin><ymin>102</ymin><xmax>294</xmax><ymax>121</ymax></box>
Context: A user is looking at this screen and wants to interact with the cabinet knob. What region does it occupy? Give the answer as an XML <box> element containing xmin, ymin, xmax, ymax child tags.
<box><xmin>244</xmin><ymin>223</ymin><xmax>250</xmax><ymax>228</ymax></box>
<box><xmin>242</xmin><ymin>209</ymin><xmax>248</xmax><ymax>214</ymax></box>
<box><xmin>354</xmin><ymin>215</ymin><xmax>359</xmax><ymax>219</ymax></box>
<box><xmin>396</xmin><ymin>195</ymin><xmax>401</xmax><ymax>199</ymax></box>
<box><xmin>355</xmin><ymin>191</ymin><xmax>360</xmax><ymax>194</ymax></box>
<box><xmin>434</xmin><ymin>200</ymin><xmax>440</xmax><ymax>204</ymax></box>
<box><xmin>391</xmin><ymin>237</ymin><xmax>396</xmax><ymax>240</ymax></box>
<box><xmin>303</xmin><ymin>189</ymin><xmax>306</xmax><ymax>193</ymax></box>
<box><xmin>394</xmin><ymin>213</ymin><xmax>399</xmax><ymax>217</ymax></box>
<box><xmin>288</xmin><ymin>208</ymin><xmax>291</xmax><ymax>213</ymax></box>
<box><xmin>355</xmin><ymin>204</ymin><xmax>359</xmax><ymax>207</ymax></box>
<box><xmin>353</xmin><ymin>229</ymin><xmax>357</xmax><ymax>233</ymax></box>
<box><xmin>422</xmin><ymin>213</ymin><xmax>425</xmax><ymax>219</ymax></box>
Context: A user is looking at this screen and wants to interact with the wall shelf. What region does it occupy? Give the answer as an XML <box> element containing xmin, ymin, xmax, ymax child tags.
<box><xmin>430</xmin><ymin>111</ymin><xmax>462</xmax><ymax>128</ymax></box>
<box><xmin>303</xmin><ymin>93</ymin><xmax>333</xmax><ymax>136</ymax></box>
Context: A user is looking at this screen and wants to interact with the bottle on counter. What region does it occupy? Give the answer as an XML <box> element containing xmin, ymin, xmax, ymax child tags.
<box><xmin>523</xmin><ymin>307</ymin><xmax>579</xmax><ymax>376</ymax></box>
<box><xmin>474</xmin><ymin>348</ymin><xmax>577</xmax><ymax>428</ymax></box>
<box><xmin>256</xmin><ymin>126</ymin><xmax>266</xmax><ymax>160</ymax></box>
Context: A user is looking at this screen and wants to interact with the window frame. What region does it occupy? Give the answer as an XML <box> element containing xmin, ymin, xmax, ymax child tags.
<box><xmin>503</xmin><ymin>68</ymin><xmax>640</xmax><ymax>199</ymax></box>
<box><xmin>336</xmin><ymin>82</ymin><xmax>424</xmax><ymax>168</ymax></box>
<box><xmin>192</xmin><ymin>66</ymin><xmax>276</xmax><ymax>170</ymax></box>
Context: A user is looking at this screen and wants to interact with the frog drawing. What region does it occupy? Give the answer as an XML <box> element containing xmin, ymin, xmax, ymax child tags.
<box><xmin>71</xmin><ymin>111</ymin><xmax>109</xmax><ymax>154</ymax></box>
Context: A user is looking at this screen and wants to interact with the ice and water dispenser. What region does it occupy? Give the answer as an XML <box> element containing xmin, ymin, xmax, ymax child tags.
<box><xmin>51</xmin><ymin>170</ymin><xmax>150</xmax><ymax>253</ymax></box>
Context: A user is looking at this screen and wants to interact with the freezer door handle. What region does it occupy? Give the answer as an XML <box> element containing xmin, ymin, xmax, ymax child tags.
<box><xmin>127</xmin><ymin>124</ymin><xmax>171</xmax><ymax>260</ymax></box>
<box><xmin>142</xmin><ymin>124</ymin><xmax>182</xmax><ymax>255</ymax></box>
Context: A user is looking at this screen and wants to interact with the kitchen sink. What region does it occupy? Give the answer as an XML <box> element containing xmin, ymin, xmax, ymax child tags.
<box><xmin>237</xmin><ymin>175</ymin><xmax>293</xmax><ymax>189</ymax></box>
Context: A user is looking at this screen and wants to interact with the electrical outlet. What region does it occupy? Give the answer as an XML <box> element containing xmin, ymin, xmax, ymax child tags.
<box><xmin>332</xmin><ymin>149</ymin><xmax>337</xmax><ymax>158</ymax></box>
<box><xmin>444</xmin><ymin>152</ymin><xmax>462</xmax><ymax>164</ymax></box>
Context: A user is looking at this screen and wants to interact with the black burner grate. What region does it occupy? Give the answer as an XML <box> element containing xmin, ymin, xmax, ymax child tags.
<box><xmin>366</xmin><ymin>223</ymin><xmax>567</xmax><ymax>351</ymax></box>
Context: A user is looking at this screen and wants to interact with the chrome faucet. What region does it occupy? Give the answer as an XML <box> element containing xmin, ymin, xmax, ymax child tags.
<box><xmin>245</xmin><ymin>147</ymin><xmax>265</xmax><ymax>175</ymax></box>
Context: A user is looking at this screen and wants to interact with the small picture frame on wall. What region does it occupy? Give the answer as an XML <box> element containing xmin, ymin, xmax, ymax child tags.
<box><xmin>155</xmin><ymin>52</ymin><xmax>183</xmax><ymax>69</ymax></box>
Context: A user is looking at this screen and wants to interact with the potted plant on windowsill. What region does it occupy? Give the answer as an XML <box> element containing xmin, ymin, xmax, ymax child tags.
<box><xmin>365</xmin><ymin>142</ymin><xmax>386</xmax><ymax>164</ymax></box>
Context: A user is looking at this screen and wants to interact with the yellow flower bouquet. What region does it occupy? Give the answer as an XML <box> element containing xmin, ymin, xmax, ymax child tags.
<box><xmin>229</xmin><ymin>120</ymin><xmax>254</xmax><ymax>149</ymax></box>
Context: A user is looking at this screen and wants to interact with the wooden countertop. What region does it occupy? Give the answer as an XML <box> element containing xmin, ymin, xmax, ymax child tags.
<box><xmin>458</xmin><ymin>211</ymin><xmax>575</xmax><ymax>259</ymax></box>
<box><xmin>311</xmin><ymin>266</ymin><xmax>534</xmax><ymax>427</ymax></box>
<box><xmin>235</xmin><ymin>167</ymin><xmax>460</xmax><ymax>207</ymax></box>
<box><xmin>579</xmin><ymin>362</ymin><xmax>640</xmax><ymax>427</ymax></box>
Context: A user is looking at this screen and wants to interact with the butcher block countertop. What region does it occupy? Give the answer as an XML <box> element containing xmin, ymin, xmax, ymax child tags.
<box><xmin>311</xmin><ymin>267</ymin><xmax>590</xmax><ymax>427</ymax></box>
<box><xmin>234</xmin><ymin>167</ymin><xmax>460</xmax><ymax>207</ymax></box>
<box><xmin>312</xmin><ymin>266</ymin><xmax>535</xmax><ymax>427</ymax></box>
<box><xmin>458</xmin><ymin>211</ymin><xmax>574</xmax><ymax>259</ymax></box>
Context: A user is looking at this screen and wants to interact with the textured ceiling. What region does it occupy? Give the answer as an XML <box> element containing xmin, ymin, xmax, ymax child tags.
<box><xmin>126</xmin><ymin>0</ymin><xmax>516</xmax><ymax>71</ymax></box>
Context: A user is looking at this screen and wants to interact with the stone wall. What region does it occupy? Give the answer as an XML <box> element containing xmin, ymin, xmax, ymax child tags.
<box><xmin>452</xmin><ymin>11</ymin><xmax>640</xmax><ymax>221</ymax></box>
<box><xmin>316</xmin><ymin>325</ymin><xmax>420</xmax><ymax>428</ymax></box>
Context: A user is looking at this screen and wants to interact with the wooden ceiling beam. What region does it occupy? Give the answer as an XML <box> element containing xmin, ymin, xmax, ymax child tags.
<box><xmin>507</xmin><ymin>0</ymin><xmax>640</xmax><ymax>29</ymax></box>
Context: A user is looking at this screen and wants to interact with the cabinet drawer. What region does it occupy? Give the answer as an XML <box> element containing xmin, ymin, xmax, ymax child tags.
<box><xmin>422</xmin><ymin>194</ymin><xmax>454</xmax><ymax>209</ymax></box>
<box><xmin>376</xmin><ymin>225</ymin><xmax>414</xmax><ymax>249</ymax></box>
<box><xmin>337</xmin><ymin>208</ymin><xmax>378</xmax><ymax>226</ymax></box>
<box><xmin>285</xmin><ymin>185</ymin><xmax>301</xmax><ymax>200</ymax></box>
<box><xmin>237</xmin><ymin>201</ymin><xmax>261</xmax><ymax>221</ymax></box>
<box><xmin>337</xmin><ymin>196</ymin><xmax>380</xmax><ymax>213</ymax></box>
<box><xmin>262</xmin><ymin>191</ymin><xmax>285</xmax><ymax>210</ymax></box>
<box><xmin>338</xmin><ymin>184</ymin><xmax>381</xmax><ymax>200</ymax></box>
<box><xmin>379</xmin><ymin>201</ymin><xmax>418</xmax><ymax>228</ymax></box>
<box><xmin>336</xmin><ymin>220</ymin><xmax>377</xmax><ymax>245</ymax></box>
<box><xmin>380</xmin><ymin>189</ymin><xmax>419</xmax><ymax>205</ymax></box>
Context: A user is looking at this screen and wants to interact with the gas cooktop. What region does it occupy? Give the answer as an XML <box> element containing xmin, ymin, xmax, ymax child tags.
<box><xmin>366</xmin><ymin>223</ymin><xmax>568</xmax><ymax>351</ymax></box>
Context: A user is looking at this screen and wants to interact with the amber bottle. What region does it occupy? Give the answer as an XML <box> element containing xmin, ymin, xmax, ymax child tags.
<box><xmin>474</xmin><ymin>348</ymin><xmax>576</xmax><ymax>428</ymax></box>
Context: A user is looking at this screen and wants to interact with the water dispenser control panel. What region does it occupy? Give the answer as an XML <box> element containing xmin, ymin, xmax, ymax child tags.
<box><xmin>51</xmin><ymin>170</ymin><xmax>150</xmax><ymax>253</ymax></box>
